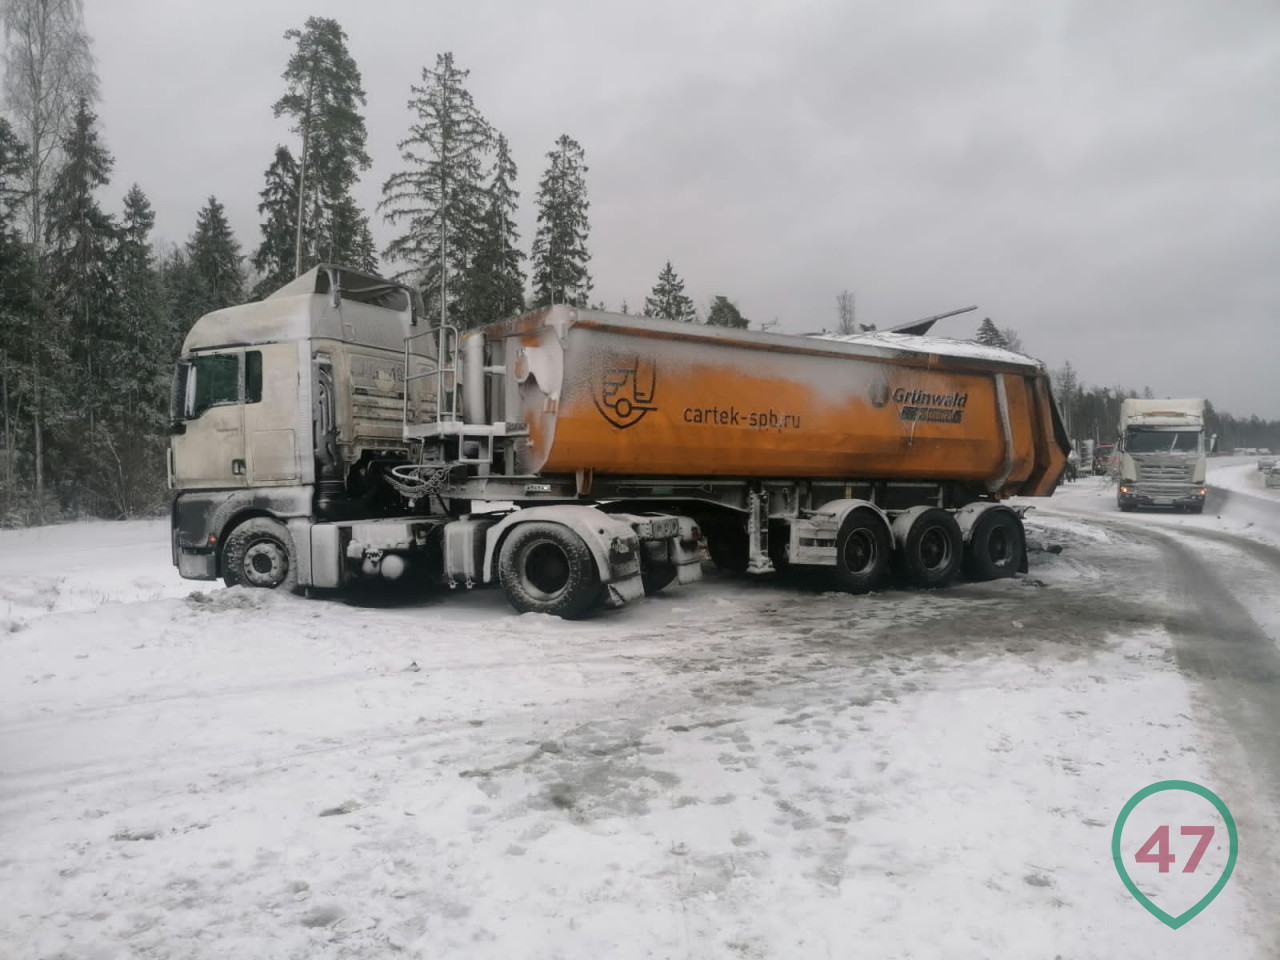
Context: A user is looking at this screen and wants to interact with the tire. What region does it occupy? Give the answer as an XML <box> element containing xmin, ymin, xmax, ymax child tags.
<box><xmin>641</xmin><ymin>563</ymin><xmax>678</xmax><ymax>596</ymax></box>
<box><xmin>1118</xmin><ymin>501</ymin><xmax>1135</xmax><ymax>513</ymax></box>
<box><xmin>222</xmin><ymin>517</ymin><xmax>298</xmax><ymax>591</ymax></box>
<box><xmin>832</xmin><ymin>509</ymin><xmax>891</xmax><ymax>593</ymax></box>
<box><xmin>498</xmin><ymin>522</ymin><xmax>602</xmax><ymax>619</ymax></box>
<box><xmin>898</xmin><ymin>508</ymin><xmax>962</xmax><ymax>589</ymax></box>
<box><xmin>1188</xmin><ymin>503</ymin><xmax>1204</xmax><ymax>515</ymax></box>
<box><xmin>963</xmin><ymin>509</ymin><xmax>1024</xmax><ymax>582</ymax></box>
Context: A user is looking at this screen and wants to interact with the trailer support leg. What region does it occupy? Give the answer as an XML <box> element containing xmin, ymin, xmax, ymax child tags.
<box><xmin>747</xmin><ymin>490</ymin><xmax>774</xmax><ymax>574</ymax></box>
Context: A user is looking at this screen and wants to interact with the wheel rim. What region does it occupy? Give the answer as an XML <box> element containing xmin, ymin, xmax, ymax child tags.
<box><xmin>521</xmin><ymin>540</ymin><xmax>570</xmax><ymax>600</ymax></box>
<box><xmin>842</xmin><ymin>528</ymin><xmax>878</xmax><ymax>574</ymax></box>
<box><xmin>919</xmin><ymin>526</ymin><xmax>953</xmax><ymax>572</ymax></box>
<box><xmin>987</xmin><ymin>526</ymin><xmax>1013</xmax><ymax>566</ymax></box>
<box><xmin>242</xmin><ymin>538</ymin><xmax>288</xmax><ymax>587</ymax></box>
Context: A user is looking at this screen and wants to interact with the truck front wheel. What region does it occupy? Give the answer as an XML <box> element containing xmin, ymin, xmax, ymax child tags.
<box><xmin>498</xmin><ymin>522</ymin><xmax>603</xmax><ymax>619</ymax></box>
<box><xmin>222</xmin><ymin>517</ymin><xmax>298</xmax><ymax>591</ymax></box>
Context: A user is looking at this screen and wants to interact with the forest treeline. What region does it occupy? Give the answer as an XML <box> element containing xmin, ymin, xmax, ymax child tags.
<box><xmin>0</xmin><ymin>4</ymin><xmax>1274</xmax><ymax>524</ymax></box>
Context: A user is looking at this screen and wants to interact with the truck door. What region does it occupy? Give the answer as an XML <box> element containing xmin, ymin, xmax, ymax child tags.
<box><xmin>170</xmin><ymin>351</ymin><xmax>247</xmax><ymax>488</ymax></box>
<box><xmin>242</xmin><ymin>345</ymin><xmax>304</xmax><ymax>485</ymax></box>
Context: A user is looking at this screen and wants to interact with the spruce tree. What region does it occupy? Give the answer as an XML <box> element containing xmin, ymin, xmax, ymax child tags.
<box><xmin>274</xmin><ymin>17</ymin><xmax>373</xmax><ymax>274</ymax></box>
<box><xmin>102</xmin><ymin>184</ymin><xmax>167</xmax><ymax>514</ymax></box>
<box><xmin>184</xmin><ymin>196</ymin><xmax>244</xmax><ymax>319</ymax></box>
<box><xmin>326</xmin><ymin>194</ymin><xmax>377</xmax><ymax>273</ymax></box>
<box><xmin>379</xmin><ymin>52</ymin><xmax>492</xmax><ymax>325</ymax></box>
<box><xmin>251</xmin><ymin>145</ymin><xmax>301</xmax><ymax>297</ymax></box>
<box><xmin>974</xmin><ymin>317</ymin><xmax>1008</xmax><ymax>348</ymax></box>
<box><xmin>460</xmin><ymin>132</ymin><xmax>525</xmax><ymax>326</ymax></box>
<box><xmin>0</xmin><ymin>117</ymin><xmax>38</xmax><ymax>516</ymax></box>
<box><xmin>706</xmin><ymin>296</ymin><xmax>748</xmax><ymax>329</ymax></box>
<box><xmin>643</xmin><ymin>261</ymin><xmax>696</xmax><ymax>322</ymax></box>
<box><xmin>531</xmin><ymin>134</ymin><xmax>591</xmax><ymax>308</ymax></box>
<box><xmin>43</xmin><ymin>97</ymin><xmax>116</xmax><ymax>490</ymax></box>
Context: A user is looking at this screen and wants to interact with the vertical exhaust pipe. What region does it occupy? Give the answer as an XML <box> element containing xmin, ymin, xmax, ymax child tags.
<box><xmin>462</xmin><ymin>332</ymin><xmax>485</xmax><ymax>424</ymax></box>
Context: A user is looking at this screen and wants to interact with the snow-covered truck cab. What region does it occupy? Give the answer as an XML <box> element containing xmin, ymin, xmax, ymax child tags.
<box><xmin>169</xmin><ymin>266</ymin><xmax>433</xmax><ymax>584</ymax></box>
<box><xmin>1114</xmin><ymin>398</ymin><xmax>1210</xmax><ymax>513</ymax></box>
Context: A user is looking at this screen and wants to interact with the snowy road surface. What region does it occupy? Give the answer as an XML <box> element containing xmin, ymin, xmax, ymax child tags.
<box><xmin>3</xmin><ymin>482</ymin><xmax>1280</xmax><ymax>959</ymax></box>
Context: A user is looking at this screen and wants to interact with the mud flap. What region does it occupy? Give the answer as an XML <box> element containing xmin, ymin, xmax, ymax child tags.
<box><xmin>604</xmin><ymin>574</ymin><xmax>646</xmax><ymax>607</ymax></box>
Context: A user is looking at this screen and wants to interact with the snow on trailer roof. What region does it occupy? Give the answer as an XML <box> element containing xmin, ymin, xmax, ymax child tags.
<box><xmin>496</xmin><ymin>307</ymin><xmax>1049</xmax><ymax>373</ymax></box>
<box><xmin>814</xmin><ymin>330</ymin><xmax>1040</xmax><ymax>367</ymax></box>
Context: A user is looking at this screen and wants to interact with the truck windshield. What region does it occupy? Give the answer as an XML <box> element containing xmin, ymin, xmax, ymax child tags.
<box><xmin>1125</xmin><ymin>429</ymin><xmax>1200</xmax><ymax>454</ymax></box>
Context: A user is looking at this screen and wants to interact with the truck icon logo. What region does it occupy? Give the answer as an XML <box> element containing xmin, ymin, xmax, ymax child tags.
<box><xmin>593</xmin><ymin>354</ymin><xmax>657</xmax><ymax>429</ymax></box>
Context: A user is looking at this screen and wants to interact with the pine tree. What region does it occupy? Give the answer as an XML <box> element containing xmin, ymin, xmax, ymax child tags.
<box><xmin>273</xmin><ymin>16</ymin><xmax>373</xmax><ymax>274</ymax></box>
<box><xmin>644</xmin><ymin>261</ymin><xmax>696</xmax><ymax>322</ymax></box>
<box><xmin>460</xmin><ymin>132</ymin><xmax>525</xmax><ymax>326</ymax></box>
<box><xmin>531</xmin><ymin>134</ymin><xmax>591</xmax><ymax>308</ymax></box>
<box><xmin>251</xmin><ymin>145</ymin><xmax>300</xmax><ymax>297</ymax></box>
<box><xmin>183</xmin><ymin>196</ymin><xmax>244</xmax><ymax>322</ymax></box>
<box><xmin>706</xmin><ymin>295</ymin><xmax>748</xmax><ymax>329</ymax></box>
<box><xmin>43</xmin><ymin>97</ymin><xmax>116</xmax><ymax>503</ymax></box>
<box><xmin>974</xmin><ymin>317</ymin><xmax>1008</xmax><ymax>348</ymax></box>
<box><xmin>380</xmin><ymin>52</ymin><xmax>492</xmax><ymax>325</ymax></box>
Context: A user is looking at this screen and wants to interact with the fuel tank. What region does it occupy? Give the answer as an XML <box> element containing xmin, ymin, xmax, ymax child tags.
<box><xmin>479</xmin><ymin>308</ymin><xmax>1069</xmax><ymax>497</ymax></box>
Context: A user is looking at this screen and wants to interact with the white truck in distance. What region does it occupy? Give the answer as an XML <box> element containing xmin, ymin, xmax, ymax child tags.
<box><xmin>1115</xmin><ymin>398</ymin><xmax>1209</xmax><ymax>513</ymax></box>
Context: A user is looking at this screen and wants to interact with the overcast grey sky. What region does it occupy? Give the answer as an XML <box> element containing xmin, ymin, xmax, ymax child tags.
<box><xmin>84</xmin><ymin>0</ymin><xmax>1279</xmax><ymax>416</ymax></box>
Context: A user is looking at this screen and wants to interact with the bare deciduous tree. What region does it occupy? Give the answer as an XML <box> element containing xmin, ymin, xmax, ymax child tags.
<box><xmin>1</xmin><ymin>0</ymin><xmax>97</xmax><ymax>520</ymax></box>
<box><xmin>836</xmin><ymin>289</ymin><xmax>856</xmax><ymax>335</ymax></box>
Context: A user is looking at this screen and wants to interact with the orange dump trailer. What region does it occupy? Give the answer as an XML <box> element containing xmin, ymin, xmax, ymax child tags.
<box><xmin>466</xmin><ymin>308</ymin><xmax>1068</xmax><ymax>500</ymax></box>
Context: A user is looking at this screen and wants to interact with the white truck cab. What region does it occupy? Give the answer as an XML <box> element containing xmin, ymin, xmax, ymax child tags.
<box><xmin>1114</xmin><ymin>398</ymin><xmax>1209</xmax><ymax>513</ymax></box>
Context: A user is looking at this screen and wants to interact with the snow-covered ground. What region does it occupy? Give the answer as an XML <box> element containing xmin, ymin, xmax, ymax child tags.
<box><xmin>3</xmin><ymin>494</ymin><xmax>1280</xmax><ymax>958</ymax></box>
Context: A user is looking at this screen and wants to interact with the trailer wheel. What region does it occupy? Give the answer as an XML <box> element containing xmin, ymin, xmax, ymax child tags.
<box><xmin>898</xmin><ymin>509</ymin><xmax>962</xmax><ymax>589</ymax></box>
<box><xmin>498</xmin><ymin>522</ymin><xmax>602</xmax><ymax>619</ymax></box>
<box><xmin>963</xmin><ymin>509</ymin><xmax>1024</xmax><ymax>582</ymax></box>
<box><xmin>833</xmin><ymin>510</ymin><xmax>891</xmax><ymax>593</ymax></box>
<box><xmin>222</xmin><ymin>517</ymin><xmax>298</xmax><ymax>591</ymax></box>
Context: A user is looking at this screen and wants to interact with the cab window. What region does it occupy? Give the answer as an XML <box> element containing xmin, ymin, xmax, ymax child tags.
<box><xmin>180</xmin><ymin>351</ymin><xmax>264</xmax><ymax>419</ymax></box>
<box><xmin>187</xmin><ymin>354</ymin><xmax>240</xmax><ymax>418</ymax></box>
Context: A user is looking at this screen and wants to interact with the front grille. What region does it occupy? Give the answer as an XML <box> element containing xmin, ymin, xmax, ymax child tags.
<box><xmin>1134</xmin><ymin>458</ymin><xmax>1196</xmax><ymax>497</ymax></box>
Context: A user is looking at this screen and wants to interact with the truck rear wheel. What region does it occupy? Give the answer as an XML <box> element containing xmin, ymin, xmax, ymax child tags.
<box><xmin>898</xmin><ymin>509</ymin><xmax>962</xmax><ymax>589</ymax></box>
<box><xmin>222</xmin><ymin>517</ymin><xmax>298</xmax><ymax>591</ymax></box>
<box><xmin>833</xmin><ymin>510</ymin><xmax>891</xmax><ymax>593</ymax></box>
<box><xmin>498</xmin><ymin>522</ymin><xmax>602</xmax><ymax>619</ymax></box>
<box><xmin>963</xmin><ymin>509</ymin><xmax>1024</xmax><ymax>581</ymax></box>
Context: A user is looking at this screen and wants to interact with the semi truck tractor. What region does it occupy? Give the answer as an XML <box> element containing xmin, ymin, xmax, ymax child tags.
<box><xmin>168</xmin><ymin>266</ymin><xmax>1070</xmax><ymax>618</ymax></box>
<box><xmin>1114</xmin><ymin>398</ymin><xmax>1209</xmax><ymax>512</ymax></box>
